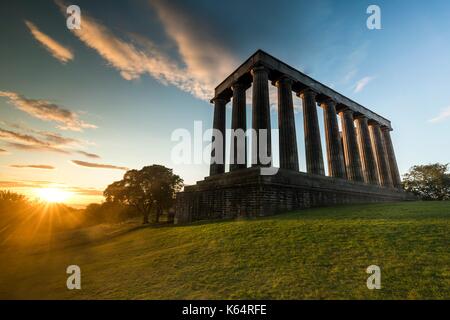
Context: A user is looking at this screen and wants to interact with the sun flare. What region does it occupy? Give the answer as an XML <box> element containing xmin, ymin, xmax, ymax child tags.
<box><xmin>36</xmin><ymin>188</ymin><xmax>72</xmax><ymax>203</ymax></box>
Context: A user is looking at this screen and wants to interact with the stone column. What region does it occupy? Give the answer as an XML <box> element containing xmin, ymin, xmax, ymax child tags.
<box><xmin>230</xmin><ymin>82</ymin><xmax>247</xmax><ymax>171</ymax></box>
<box><xmin>369</xmin><ymin>122</ymin><xmax>393</xmax><ymax>187</ymax></box>
<box><xmin>298</xmin><ymin>89</ymin><xmax>325</xmax><ymax>175</ymax></box>
<box><xmin>355</xmin><ymin>116</ymin><xmax>379</xmax><ymax>184</ymax></box>
<box><xmin>381</xmin><ymin>127</ymin><xmax>402</xmax><ymax>188</ymax></box>
<box><xmin>276</xmin><ymin>76</ymin><xmax>298</xmax><ymax>171</ymax></box>
<box><xmin>321</xmin><ymin>99</ymin><xmax>346</xmax><ymax>178</ymax></box>
<box><xmin>339</xmin><ymin>109</ymin><xmax>364</xmax><ymax>182</ymax></box>
<box><xmin>251</xmin><ymin>66</ymin><xmax>272</xmax><ymax>167</ymax></box>
<box><xmin>340</xmin><ymin>131</ymin><xmax>347</xmax><ymax>178</ymax></box>
<box><xmin>209</xmin><ymin>97</ymin><xmax>227</xmax><ymax>176</ymax></box>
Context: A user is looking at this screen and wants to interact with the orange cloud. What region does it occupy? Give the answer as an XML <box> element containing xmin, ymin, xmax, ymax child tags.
<box><xmin>0</xmin><ymin>126</ymin><xmax>98</xmax><ymax>157</ymax></box>
<box><xmin>0</xmin><ymin>128</ymin><xmax>45</xmax><ymax>145</ymax></box>
<box><xmin>6</xmin><ymin>142</ymin><xmax>69</xmax><ymax>154</ymax></box>
<box><xmin>0</xmin><ymin>91</ymin><xmax>96</xmax><ymax>131</ymax></box>
<box><xmin>76</xmin><ymin>150</ymin><xmax>101</xmax><ymax>159</ymax></box>
<box><xmin>10</xmin><ymin>164</ymin><xmax>55</xmax><ymax>170</ymax></box>
<box><xmin>150</xmin><ymin>0</ymin><xmax>238</xmax><ymax>91</ymax></box>
<box><xmin>0</xmin><ymin>127</ymin><xmax>70</xmax><ymax>154</ymax></box>
<box><xmin>56</xmin><ymin>0</ymin><xmax>238</xmax><ymax>100</ymax></box>
<box><xmin>25</xmin><ymin>20</ymin><xmax>74</xmax><ymax>63</ymax></box>
<box><xmin>68</xmin><ymin>186</ymin><xmax>103</xmax><ymax>196</ymax></box>
<box><xmin>71</xmin><ymin>160</ymin><xmax>128</xmax><ymax>171</ymax></box>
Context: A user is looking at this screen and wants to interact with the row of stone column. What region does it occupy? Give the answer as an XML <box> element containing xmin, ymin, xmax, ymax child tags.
<box><xmin>210</xmin><ymin>66</ymin><xmax>402</xmax><ymax>189</ymax></box>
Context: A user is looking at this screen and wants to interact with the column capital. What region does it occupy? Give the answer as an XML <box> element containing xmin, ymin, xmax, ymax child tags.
<box><xmin>380</xmin><ymin>125</ymin><xmax>392</xmax><ymax>132</ymax></box>
<box><xmin>250</xmin><ymin>65</ymin><xmax>269</xmax><ymax>76</ymax></box>
<box><xmin>296</xmin><ymin>87</ymin><xmax>317</xmax><ymax>98</ymax></box>
<box><xmin>319</xmin><ymin>96</ymin><xmax>336</xmax><ymax>106</ymax></box>
<box><xmin>231</xmin><ymin>81</ymin><xmax>250</xmax><ymax>91</ymax></box>
<box><xmin>274</xmin><ymin>75</ymin><xmax>294</xmax><ymax>87</ymax></box>
<box><xmin>354</xmin><ymin>114</ymin><xmax>369</xmax><ymax>121</ymax></box>
<box><xmin>210</xmin><ymin>96</ymin><xmax>229</xmax><ymax>104</ymax></box>
<box><xmin>338</xmin><ymin>107</ymin><xmax>354</xmax><ymax>116</ymax></box>
<box><xmin>368</xmin><ymin>120</ymin><xmax>380</xmax><ymax>127</ymax></box>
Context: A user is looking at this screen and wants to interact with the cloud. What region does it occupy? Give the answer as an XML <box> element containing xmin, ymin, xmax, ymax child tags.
<box><xmin>25</xmin><ymin>20</ymin><xmax>74</xmax><ymax>63</ymax></box>
<box><xmin>10</xmin><ymin>164</ymin><xmax>55</xmax><ymax>170</ymax></box>
<box><xmin>71</xmin><ymin>160</ymin><xmax>128</xmax><ymax>171</ymax></box>
<box><xmin>339</xmin><ymin>43</ymin><xmax>369</xmax><ymax>85</ymax></box>
<box><xmin>75</xmin><ymin>150</ymin><xmax>101</xmax><ymax>159</ymax></box>
<box><xmin>0</xmin><ymin>91</ymin><xmax>96</xmax><ymax>131</ymax></box>
<box><xmin>55</xmin><ymin>0</ymin><xmax>237</xmax><ymax>100</ymax></box>
<box><xmin>0</xmin><ymin>123</ymin><xmax>96</xmax><ymax>150</ymax></box>
<box><xmin>39</xmin><ymin>131</ymin><xmax>79</xmax><ymax>145</ymax></box>
<box><xmin>429</xmin><ymin>106</ymin><xmax>450</xmax><ymax>123</ymax></box>
<box><xmin>5</xmin><ymin>142</ymin><xmax>70</xmax><ymax>154</ymax></box>
<box><xmin>0</xmin><ymin>126</ymin><xmax>97</xmax><ymax>157</ymax></box>
<box><xmin>68</xmin><ymin>186</ymin><xmax>103</xmax><ymax>196</ymax></box>
<box><xmin>0</xmin><ymin>128</ymin><xmax>51</xmax><ymax>146</ymax></box>
<box><xmin>0</xmin><ymin>180</ymin><xmax>53</xmax><ymax>188</ymax></box>
<box><xmin>150</xmin><ymin>0</ymin><xmax>239</xmax><ymax>93</ymax></box>
<box><xmin>0</xmin><ymin>148</ymin><xmax>8</xmax><ymax>154</ymax></box>
<box><xmin>0</xmin><ymin>127</ymin><xmax>70</xmax><ymax>154</ymax></box>
<box><xmin>354</xmin><ymin>76</ymin><xmax>374</xmax><ymax>93</ymax></box>
<box><xmin>343</xmin><ymin>68</ymin><xmax>358</xmax><ymax>84</ymax></box>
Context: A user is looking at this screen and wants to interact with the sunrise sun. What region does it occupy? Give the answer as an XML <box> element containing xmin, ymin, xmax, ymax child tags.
<box><xmin>36</xmin><ymin>188</ymin><xmax>72</xmax><ymax>203</ymax></box>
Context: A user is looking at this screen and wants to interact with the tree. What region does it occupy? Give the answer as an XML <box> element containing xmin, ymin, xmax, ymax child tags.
<box><xmin>0</xmin><ymin>190</ymin><xmax>27</xmax><ymax>204</ymax></box>
<box><xmin>402</xmin><ymin>163</ymin><xmax>450</xmax><ymax>200</ymax></box>
<box><xmin>104</xmin><ymin>165</ymin><xmax>183</xmax><ymax>224</ymax></box>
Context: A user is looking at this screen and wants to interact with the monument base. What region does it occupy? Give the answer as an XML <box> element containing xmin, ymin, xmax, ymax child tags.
<box><xmin>175</xmin><ymin>167</ymin><xmax>414</xmax><ymax>224</ymax></box>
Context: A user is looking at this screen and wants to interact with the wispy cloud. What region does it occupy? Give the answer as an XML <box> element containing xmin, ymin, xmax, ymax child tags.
<box><xmin>0</xmin><ymin>180</ymin><xmax>55</xmax><ymax>188</ymax></box>
<box><xmin>71</xmin><ymin>160</ymin><xmax>128</xmax><ymax>171</ymax></box>
<box><xmin>55</xmin><ymin>0</ymin><xmax>237</xmax><ymax>100</ymax></box>
<box><xmin>150</xmin><ymin>0</ymin><xmax>238</xmax><ymax>93</ymax></box>
<box><xmin>335</xmin><ymin>42</ymin><xmax>369</xmax><ymax>87</ymax></box>
<box><xmin>343</xmin><ymin>68</ymin><xmax>358</xmax><ymax>84</ymax></box>
<box><xmin>68</xmin><ymin>186</ymin><xmax>103</xmax><ymax>196</ymax></box>
<box><xmin>0</xmin><ymin>91</ymin><xmax>96</xmax><ymax>131</ymax></box>
<box><xmin>429</xmin><ymin>106</ymin><xmax>450</xmax><ymax>123</ymax></box>
<box><xmin>0</xmin><ymin>148</ymin><xmax>8</xmax><ymax>154</ymax></box>
<box><xmin>0</xmin><ymin>128</ymin><xmax>54</xmax><ymax>147</ymax></box>
<box><xmin>25</xmin><ymin>20</ymin><xmax>74</xmax><ymax>63</ymax></box>
<box><xmin>354</xmin><ymin>76</ymin><xmax>374</xmax><ymax>93</ymax></box>
<box><xmin>75</xmin><ymin>150</ymin><xmax>101</xmax><ymax>159</ymax></box>
<box><xmin>5</xmin><ymin>142</ymin><xmax>69</xmax><ymax>154</ymax></box>
<box><xmin>0</xmin><ymin>126</ymin><xmax>98</xmax><ymax>157</ymax></box>
<box><xmin>10</xmin><ymin>164</ymin><xmax>55</xmax><ymax>170</ymax></box>
<box><xmin>39</xmin><ymin>131</ymin><xmax>79</xmax><ymax>145</ymax></box>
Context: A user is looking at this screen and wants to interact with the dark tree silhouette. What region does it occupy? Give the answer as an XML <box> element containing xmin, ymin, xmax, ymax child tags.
<box><xmin>104</xmin><ymin>165</ymin><xmax>183</xmax><ymax>224</ymax></box>
<box><xmin>403</xmin><ymin>163</ymin><xmax>450</xmax><ymax>200</ymax></box>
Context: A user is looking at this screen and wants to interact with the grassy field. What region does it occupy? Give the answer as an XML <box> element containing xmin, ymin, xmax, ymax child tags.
<box><xmin>0</xmin><ymin>201</ymin><xmax>449</xmax><ymax>299</ymax></box>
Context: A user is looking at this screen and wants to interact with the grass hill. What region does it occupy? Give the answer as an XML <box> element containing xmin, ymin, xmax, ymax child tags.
<box><xmin>0</xmin><ymin>201</ymin><xmax>449</xmax><ymax>299</ymax></box>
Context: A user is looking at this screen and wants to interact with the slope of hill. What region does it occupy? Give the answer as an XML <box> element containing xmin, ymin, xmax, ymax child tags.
<box><xmin>0</xmin><ymin>201</ymin><xmax>449</xmax><ymax>299</ymax></box>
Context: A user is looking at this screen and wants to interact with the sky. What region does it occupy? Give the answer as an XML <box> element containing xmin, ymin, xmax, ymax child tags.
<box><xmin>0</xmin><ymin>0</ymin><xmax>449</xmax><ymax>207</ymax></box>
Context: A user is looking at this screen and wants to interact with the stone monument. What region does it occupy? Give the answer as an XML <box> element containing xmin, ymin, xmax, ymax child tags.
<box><xmin>175</xmin><ymin>50</ymin><xmax>412</xmax><ymax>224</ymax></box>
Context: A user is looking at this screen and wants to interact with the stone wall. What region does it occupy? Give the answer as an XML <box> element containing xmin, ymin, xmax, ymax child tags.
<box><xmin>175</xmin><ymin>167</ymin><xmax>414</xmax><ymax>224</ymax></box>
